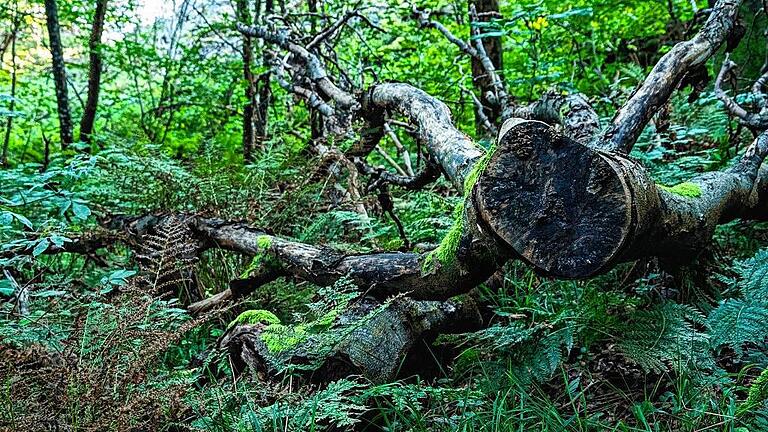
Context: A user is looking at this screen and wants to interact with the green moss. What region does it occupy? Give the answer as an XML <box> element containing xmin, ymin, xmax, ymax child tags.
<box><xmin>240</xmin><ymin>236</ymin><xmax>277</xmax><ymax>278</ymax></box>
<box><xmin>462</xmin><ymin>144</ymin><xmax>495</xmax><ymax>197</ymax></box>
<box><xmin>256</xmin><ymin>235</ymin><xmax>272</xmax><ymax>250</ymax></box>
<box><xmin>228</xmin><ymin>309</ymin><xmax>281</xmax><ymax>328</ymax></box>
<box><xmin>657</xmin><ymin>182</ymin><xmax>702</xmax><ymax>198</ymax></box>
<box><xmin>422</xmin><ymin>146</ymin><xmax>496</xmax><ymax>274</ymax></box>
<box><xmin>260</xmin><ymin>323</ymin><xmax>308</xmax><ymax>353</ymax></box>
<box><xmin>422</xmin><ymin>202</ymin><xmax>465</xmax><ymax>273</ymax></box>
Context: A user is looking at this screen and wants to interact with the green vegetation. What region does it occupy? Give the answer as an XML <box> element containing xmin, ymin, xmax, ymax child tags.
<box><xmin>228</xmin><ymin>309</ymin><xmax>281</xmax><ymax>328</ymax></box>
<box><xmin>1</xmin><ymin>0</ymin><xmax>768</xmax><ymax>431</ymax></box>
<box><xmin>657</xmin><ymin>181</ymin><xmax>703</xmax><ymax>198</ymax></box>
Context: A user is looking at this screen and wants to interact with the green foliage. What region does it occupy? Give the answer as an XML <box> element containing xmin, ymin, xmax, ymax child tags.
<box><xmin>3</xmin><ymin>0</ymin><xmax>768</xmax><ymax>430</ymax></box>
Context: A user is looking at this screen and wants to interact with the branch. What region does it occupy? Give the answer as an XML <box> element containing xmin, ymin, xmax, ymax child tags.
<box><xmin>221</xmin><ymin>295</ymin><xmax>482</xmax><ymax>383</ymax></box>
<box><xmin>362</xmin><ymin>83</ymin><xmax>485</xmax><ymax>191</ymax></box>
<box><xmin>383</xmin><ymin>122</ymin><xmax>415</xmax><ymax>176</ymax></box>
<box><xmin>414</xmin><ymin>6</ymin><xmax>510</xmax><ymax>119</ymax></box>
<box><xmin>601</xmin><ymin>0</ymin><xmax>743</xmax><ymax>153</ymax></box>
<box><xmin>353</xmin><ymin>156</ymin><xmax>441</xmax><ymax>191</ymax></box>
<box><xmin>238</xmin><ymin>24</ymin><xmax>358</xmax><ymax>109</ymax></box>
<box><xmin>513</xmin><ymin>91</ymin><xmax>600</xmax><ymax>146</ymax></box>
<box><xmin>715</xmin><ymin>56</ymin><xmax>768</xmax><ymax>130</ymax></box>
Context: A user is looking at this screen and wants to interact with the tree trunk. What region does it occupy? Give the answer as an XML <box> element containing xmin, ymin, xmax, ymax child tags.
<box><xmin>221</xmin><ymin>296</ymin><xmax>482</xmax><ymax>383</ymax></box>
<box><xmin>237</xmin><ymin>0</ymin><xmax>257</xmax><ymax>163</ymax></box>
<box><xmin>1</xmin><ymin>1</ymin><xmax>19</xmax><ymax>166</ymax></box>
<box><xmin>78</xmin><ymin>0</ymin><xmax>108</xmax><ymax>144</ymax></box>
<box><xmin>469</xmin><ymin>0</ymin><xmax>503</xmax><ymax>132</ymax></box>
<box><xmin>44</xmin><ymin>0</ymin><xmax>74</xmax><ymax>148</ymax></box>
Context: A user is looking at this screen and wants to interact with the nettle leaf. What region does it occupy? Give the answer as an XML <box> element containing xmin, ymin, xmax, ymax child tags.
<box><xmin>72</xmin><ymin>201</ymin><xmax>92</xmax><ymax>220</ymax></box>
<box><xmin>0</xmin><ymin>278</ymin><xmax>14</xmax><ymax>297</ymax></box>
<box><xmin>1</xmin><ymin>269</ymin><xmax>19</xmax><ymax>297</ymax></box>
<box><xmin>548</xmin><ymin>8</ymin><xmax>593</xmax><ymax>20</ymax></box>
<box><xmin>49</xmin><ymin>235</ymin><xmax>72</xmax><ymax>248</ymax></box>
<box><xmin>11</xmin><ymin>212</ymin><xmax>32</xmax><ymax>229</ymax></box>
<box><xmin>32</xmin><ymin>238</ymin><xmax>50</xmax><ymax>257</ymax></box>
<box><xmin>70</xmin><ymin>202</ymin><xmax>91</xmax><ymax>220</ymax></box>
<box><xmin>102</xmin><ymin>269</ymin><xmax>137</xmax><ymax>287</ymax></box>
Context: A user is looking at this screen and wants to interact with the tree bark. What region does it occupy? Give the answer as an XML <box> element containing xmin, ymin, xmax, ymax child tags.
<box><xmin>1</xmin><ymin>1</ymin><xmax>19</xmax><ymax>166</ymax></box>
<box><xmin>78</xmin><ymin>0</ymin><xmax>108</xmax><ymax>144</ymax></box>
<box><xmin>221</xmin><ymin>296</ymin><xmax>482</xmax><ymax>383</ymax></box>
<box><xmin>236</xmin><ymin>0</ymin><xmax>257</xmax><ymax>163</ymax></box>
<box><xmin>44</xmin><ymin>0</ymin><xmax>74</xmax><ymax>148</ymax></box>
<box><xmin>469</xmin><ymin>0</ymin><xmax>503</xmax><ymax>131</ymax></box>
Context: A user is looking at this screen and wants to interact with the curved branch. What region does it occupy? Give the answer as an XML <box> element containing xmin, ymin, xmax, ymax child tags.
<box><xmin>714</xmin><ymin>56</ymin><xmax>768</xmax><ymax>130</ymax></box>
<box><xmin>362</xmin><ymin>83</ymin><xmax>485</xmax><ymax>191</ymax></box>
<box><xmin>601</xmin><ymin>0</ymin><xmax>743</xmax><ymax>153</ymax></box>
<box><xmin>414</xmin><ymin>6</ymin><xmax>510</xmax><ymax>119</ymax></box>
<box><xmin>238</xmin><ymin>24</ymin><xmax>358</xmax><ymax>109</ymax></box>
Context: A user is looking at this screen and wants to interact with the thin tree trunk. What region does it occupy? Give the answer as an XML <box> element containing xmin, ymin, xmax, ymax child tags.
<box><xmin>43</xmin><ymin>0</ymin><xmax>73</xmax><ymax>148</ymax></box>
<box><xmin>253</xmin><ymin>0</ymin><xmax>272</xmax><ymax>150</ymax></box>
<box><xmin>79</xmin><ymin>0</ymin><xmax>108</xmax><ymax>144</ymax></box>
<box><xmin>1</xmin><ymin>1</ymin><xmax>19</xmax><ymax>166</ymax></box>
<box><xmin>469</xmin><ymin>0</ymin><xmax>503</xmax><ymax>132</ymax></box>
<box><xmin>237</xmin><ymin>0</ymin><xmax>257</xmax><ymax>163</ymax></box>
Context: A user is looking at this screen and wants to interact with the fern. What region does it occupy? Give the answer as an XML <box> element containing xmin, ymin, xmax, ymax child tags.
<box><xmin>708</xmin><ymin>248</ymin><xmax>768</xmax><ymax>357</ymax></box>
<box><xmin>616</xmin><ymin>302</ymin><xmax>713</xmax><ymax>374</ymax></box>
<box><xmin>136</xmin><ymin>216</ymin><xmax>199</xmax><ymax>300</ymax></box>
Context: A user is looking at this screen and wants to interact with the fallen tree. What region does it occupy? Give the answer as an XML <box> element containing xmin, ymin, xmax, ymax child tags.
<box><xmin>10</xmin><ymin>0</ymin><xmax>768</xmax><ymax>383</ymax></box>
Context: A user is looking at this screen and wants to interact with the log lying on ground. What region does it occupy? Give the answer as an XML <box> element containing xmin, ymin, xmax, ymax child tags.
<box><xmin>475</xmin><ymin>120</ymin><xmax>768</xmax><ymax>277</ymax></box>
<box><xmin>221</xmin><ymin>296</ymin><xmax>482</xmax><ymax>383</ymax></box>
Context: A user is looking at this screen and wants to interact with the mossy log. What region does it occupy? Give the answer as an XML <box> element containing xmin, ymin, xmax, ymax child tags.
<box><xmin>73</xmin><ymin>0</ymin><xmax>767</xmax><ymax>383</ymax></box>
<box><xmin>220</xmin><ymin>296</ymin><xmax>482</xmax><ymax>383</ymax></box>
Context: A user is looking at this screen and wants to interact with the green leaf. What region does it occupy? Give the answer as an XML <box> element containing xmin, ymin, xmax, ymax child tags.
<box><xmin>548</xmin><ymin>8</ymin><xmax>593</xmax><ymax>20</ymax></box>
<box><xmin>49</xmin><ymin>235</ymin><xmax>72</xmax><ymax>248</ymax></box>
<box><xmin>32</xmin><ymin>238</ymin><xmax>50</xmax><ymax>257</ymax></box>
<box><xmin>72</xmin><ymin>202</ymin><xmax>91</xmax><ymax>220</ymax></box>
<box><xmin>10</xmin><ymin>212</ymin><xmax>32</xmax><ymax>229</ymax></box>
<box><xmin>31</xmin><ymin>290</ymin><xmax>66</xmax><ymax>297</ymax></box>
<box><xmin>0</xmin><ymin>212</ymin><xmax>12</xmax><ymax>226</ymax></box>
<box><xmin>102</xmin><ymin>269</ymin><xmax>137</xmax><ymax>286</ymax></box>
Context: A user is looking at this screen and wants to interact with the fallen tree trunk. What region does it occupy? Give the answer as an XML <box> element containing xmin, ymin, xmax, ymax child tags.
<box><xmin>221</xmin><ymin>296</ymin><xmax>482</xmax><ymax>383</ymax></box>
<box><xmin>10</xmin><ymin>0</ymin><xmax>764</xmax><ymax>386</ymax></box>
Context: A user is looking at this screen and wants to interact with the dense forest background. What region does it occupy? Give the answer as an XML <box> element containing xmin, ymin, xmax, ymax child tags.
<box><xmin>3</xmin><ymin>0</ymin><xmax>768</xmax><ymax>430</ymax></box>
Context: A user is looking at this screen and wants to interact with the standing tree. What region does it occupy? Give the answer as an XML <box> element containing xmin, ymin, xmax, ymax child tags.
<box><xmin>236</xmin><ymin>0</ymin><xmax>257</xmax><ymax>162</ymax></box>
<box><xmin>1</xmin><ymin>0</ymin><xmax>19</xmax><ymax>165</ymax></box>
<box><xmin>79</xmin><ymin>0</ymin><xmax>109</xmax><ymax>144</ymax></box>
<box><xmin>469</xmin><ymin>0</ymin><xmax>503</xmax><ymax>132</ymax></box>
<box><xmin>43</xmin><ymin>0</ymin><xmax>73</xmax><ymax>148</ymax></box>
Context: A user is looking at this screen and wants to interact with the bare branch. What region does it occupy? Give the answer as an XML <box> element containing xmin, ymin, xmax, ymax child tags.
<box><xmin>601</xmin><ymin>0</ymin><xmax>743</xmax><ymax>153</ymax></box>
<box><xmin>383</xmin><ymin>122</ymin><xmax>415</xmax><ymax>176</ymax></box>
<box><xmin>237</xmin><ymin>24</ymin><xmax>358</xmax><ymax>109</ymax></box>
<box><xmin>715</xmin><ymin>55</ymin><xmax>768</xmax><ymax>130</ymax></box>
<box><xmin>460</xmin><ymin>85</ymin><xmax>498</xmax><ymax>136</ymax></box>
